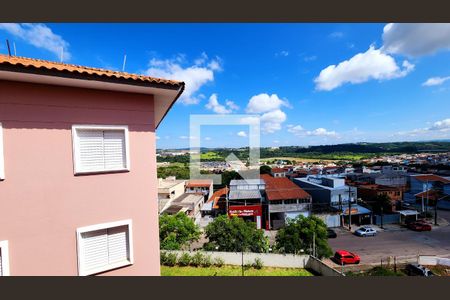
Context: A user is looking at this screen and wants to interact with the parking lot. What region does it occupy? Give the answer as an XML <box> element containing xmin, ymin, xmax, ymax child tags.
<box><xmin>328</xmin><ymin>209</ymin><xmax>450</xmax><ymax>265</ymax></box>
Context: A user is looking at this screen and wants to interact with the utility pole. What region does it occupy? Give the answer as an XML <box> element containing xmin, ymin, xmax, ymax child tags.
<box><xmin>313</xmin><ymin>232</ymin><xmax>316</xmax><ymax>257</ymax></box>
<box><xmin>425</xmin><ymin>180</ymin><xmax>429</xmax><ymax>217</ymax></box>
<box><xmin>380</xmin><ymin>205</ymin><xmax>384</xmax><ymax>229</ymax></box>
<box><xmin>348</xmin><ymin>186</ymin><xmax>352</xmax><ymax>231</ymax></box>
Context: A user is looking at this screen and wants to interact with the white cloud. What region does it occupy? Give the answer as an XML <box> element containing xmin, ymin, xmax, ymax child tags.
<box><xmin>179</xmin><ymin>135</ymin><xmax>198</xmax><ymax>140</ymax></box>
<box><xmin>307</xmin><ymin>128</ymin><xmax>337</xmax><ymax>137</ymax></box>
<box><xmin>394</xmin><ymin>118</ymin><xmax>450</xmax><ymax>138</ymax></box>
<box><xmin>382</xmin><ymin>23</ymin><xmax>450</xmax><ymax>57</ymax></box>
<box><xmin>156</xmin><ymin>136</ymin><xmax>161</xmax><ymax>140</ymax></box>
<box><xmin>0</xmin><ymin>23</ymin><xmax>71</xmax><ymax>60</ymax></box>
<box><xmin>204</xmin><ymin>137</ymin><xmax>212</xmax><ymax>141</ymax></box>
<box><xmin>260</xmin><ymin>109</ymin><xmax>287</xmax><ymax>133</ymax></box>
<box><xmin>237</xmin><ymin>131</ymin><xmax>247</xmax><ymax>137</ymax></box>
<box><xmin>287</xmin><ymin>124</ymin><xmax>305</xmax><ymax>134</ymax></box>
<box><xmin>246</xmin><ymin>93</ymin><xmax>289</xmax><ymax>113</ymax></box>
<box><xmin>422</xmin><ymin>76</ymin><xmax>450</xmax><ymax>87</ymax></box>
<box><xmin>314</xmin><ymin>46</ymin><xmax>414</xmax><ymax>91</ymax></box>
<box><xmin>205</xmin><ymin>93</ymin><xmax>238</xmax><ymax>114</ymax></box>
<box><xmin>304</xmin><ymin>55</ymin><xmax>317</xmax><ymax>62</ymax></box>
<box><xmin>329</xmin><ymin>31</ymin><xmax>344</xmax><ymax>38</ymax></box>
<box><xmin>429</xmin><ymin>118</ymin><xmax>450</xmax><ymax>131</ymax></box>
<box><xmin>145</xmin><ymin>54</ymin><xmax>221</xmax><ymax>105</ymax></box>
<box><xmin>275</xmin><ymin>50</ymin><xmax>289</xmax><ymax>57</ymax></box>
<box><xmin>288</xmin><ymin>124</ymin><xmax>338</xmax><ymax>138</ymax></box>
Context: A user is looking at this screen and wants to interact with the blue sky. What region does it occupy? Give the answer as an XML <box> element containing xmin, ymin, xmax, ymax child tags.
<box><xmin>1</xmin><ymin>23</ymin><xmax>450</xmax><ymax>149</ymax></box>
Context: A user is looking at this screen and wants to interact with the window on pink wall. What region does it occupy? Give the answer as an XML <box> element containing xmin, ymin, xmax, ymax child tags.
<box><xmin>71</xmin><ymin>125</ymin><xmax>130</xmax><ymax>175</ymax></box>
<box><xmin>0</xmin><ymin>240</ymin><xmax>10</xmax><ymax>276</ymax></box>
<box><xmin>76</xmin><ymin>219</ymin><xmax>134</xmax><ymax>276</ymax></box>
<box><xmin>0</xmin><ymin>122</ymin><xmax>4</xmax><ymax>180</ymax></box>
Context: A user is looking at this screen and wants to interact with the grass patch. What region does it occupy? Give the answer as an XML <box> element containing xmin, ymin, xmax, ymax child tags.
<box><xmin>200</xmin><ymin>151</ymin><xmax>224</xmax><ymax>160</ymax></box>
<box><xmin>161</xmin><ymin>265</ymin><xmax>313</xmax><ymax>276</ymax></box>
<box><xmin>346</xmin><ymin>266</ymin><xmax>406</xmax><ymax>276</ymax></box>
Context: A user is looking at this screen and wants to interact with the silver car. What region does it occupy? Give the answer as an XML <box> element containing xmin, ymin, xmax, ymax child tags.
<box><xmin>354</xmin><ymin>226</ymin><xmax>377</xmax><ymax>237</ymax></box>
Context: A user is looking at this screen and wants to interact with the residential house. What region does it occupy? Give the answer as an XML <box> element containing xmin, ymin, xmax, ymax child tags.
<box><xmin>357</xmin><ymin>184</ymin><xmax>403</xmax><ymax>212</ymax></box>
<box><xmin>185</xmin><ymin>179</ymin><xmax>213</xmax><ymax>202</ymax></box>
<box><xmin>157</xmin><ymin>177</ymin><xmax>186</xmax><ymax>213</ymax></box>
<box><xmin>0</xmin><ymin>55</ymin><xmax>184</xmax><ymax>276</ymax></box>
<box><xmin>271</xmin><ymin>167</ymin><xmax>287</xmax><ymax>177</ymax></box>
<box><xmin>160</xmin><ymin>193</ymin><xmax>204</xmax><ymax>220</ymax></box>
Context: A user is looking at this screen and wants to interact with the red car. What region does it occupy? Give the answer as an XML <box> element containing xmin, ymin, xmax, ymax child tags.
<box><xmin>333</xmin><ymin>250</ymin><xmax>360</xmax><ymax>265</ymax></box>
<box><xmin>408</xmin><ymin>221</ymin><xmax>432</xmax><ymax>231</ymax></box>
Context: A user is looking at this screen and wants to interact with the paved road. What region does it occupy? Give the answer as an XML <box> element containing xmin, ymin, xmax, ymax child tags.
<box><xmin>328</xmin><ymin>209</ymin><xmax>450</xmax><ymax>265</ymax></box>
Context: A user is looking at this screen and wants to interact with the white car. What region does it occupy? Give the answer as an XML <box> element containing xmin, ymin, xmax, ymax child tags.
<box><xmin>354</xmin><ymin>226</ymin><xmax>377</xmax><ymax>237</ymax></box>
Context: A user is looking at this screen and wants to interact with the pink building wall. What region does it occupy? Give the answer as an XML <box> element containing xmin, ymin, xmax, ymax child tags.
<box><xmin>0</xmin><ymin>80</ymin><xmax>161</xmax><ymax>275</ymax></box>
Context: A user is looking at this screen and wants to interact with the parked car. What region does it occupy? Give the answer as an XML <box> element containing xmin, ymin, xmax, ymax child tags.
<box><xmin>405</xmin><ymin>263</ymin><xmax>434</xmax><ymax>276</ymax></box>
<box><xmin>407</xmin><ymin>221</ymin><xmax>432</xmax><ymax>231</ymax></box>
<box><xmin>354</xmin><ymin>226</ymin><xmax>377</xmax><ymax>237</ymax></box>
<box><xmin>333</xmin><ymin>250</ymin><xmax>360</xmax><ymax>265</ymax></box>
<box><xmin>327</xmin><ymin>228</ymin><xmax>337</xmax><ymax>238</ymax></box>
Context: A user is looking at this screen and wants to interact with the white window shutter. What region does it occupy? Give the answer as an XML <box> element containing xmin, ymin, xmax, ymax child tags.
<box><xmin>0</xmin><ymin>122</ymin><xmax>4</xmax><ymax>180</ymax></box>
<box><xmin>0</xmin><ymin>248</ymin><xmax>3</xmax><ymax>276</ymax></box>
<box><xmin>76</xmin><ymin>130</ymin><xmax>105</xmax><ymax>172</ymax></box>
<box><xmin>80</xmin><ymin>229</ymin><xmax>109</xmax><ymax>273</ymax></box>
<box><xmin>103</xmin><ymin>130</ymin><xmax>126</xmax><ymax>170</ymax></box>
<box><xmin>107</xmin><ymin>225</ymin><xmax>129</xmax><ymax>264</ymax></box>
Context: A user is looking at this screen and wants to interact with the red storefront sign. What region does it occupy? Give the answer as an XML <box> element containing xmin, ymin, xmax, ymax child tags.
<box><xmin>228</xmin><ymin>205</ymin><xmax>262</xmax><ymax>217</ymax></box>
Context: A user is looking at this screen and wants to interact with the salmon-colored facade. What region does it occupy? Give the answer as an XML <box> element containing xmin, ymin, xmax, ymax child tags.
<box><xmin>0</xmin><ymin>56</ymin><xmax>184</xmax><ymax>276</ymax></box>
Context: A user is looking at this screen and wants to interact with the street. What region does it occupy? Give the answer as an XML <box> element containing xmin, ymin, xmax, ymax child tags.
<box><xmin>328</xmin><ymin>209</ymin><xmax>450</xmax><ymax>265</ymax></box>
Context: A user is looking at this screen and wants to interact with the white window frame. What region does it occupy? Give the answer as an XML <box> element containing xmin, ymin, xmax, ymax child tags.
<box><xmin>76</xmin><ymin>219</ymin><xmax>134</xmax><ymax>276</ymax></box>
<box><xmin>71</xmin><ymin>124</ymin><xmax>130</xmax><ymax>175</ymax></box>
<box><xmin>0</xmin><ymin>122</ymin><xmax>4</xmax><ymax>180</ymax></box>
<box><xmin>0</xmin><ymin>240</ymin><xmax>10</xmax><ymax>276</ymax></box>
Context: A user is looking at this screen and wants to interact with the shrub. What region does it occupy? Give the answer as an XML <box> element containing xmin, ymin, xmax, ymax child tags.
<box><xmin>191</xmin><ymin>252</ymin><xmax>205</xmax><ymax>267</ymax></box>
<box><xmin>201</xmin><ymin>254</ymin><xmax>212</xmax><ymax>267</ymax></box>
<box><xmin>178</xmin><ymin>252</ymin><xmax>192</xmax><ymax>266</ymax></box>
<box><xmin>165</xmin><ymin>252</ymin><xmax>178</xmax><ymax>266</ymax></box>
<box><xmin>243</xmin><ymin>261</ymin><xmax>253</xmax><ymax>270</ymax></box>
<box><xmin>160</xmin><ymin>251</ymin><xmax>168</xmax><ymax>265</ymax></box>
<box><xmin>253</xmin><ymin>257</ymin><xmax>264</xmax><ymax>269</ymax></box>
<box><xmin>213</xmin><ymin>257</ymin><xmax>225</xmax><ymax>267</ymax></box>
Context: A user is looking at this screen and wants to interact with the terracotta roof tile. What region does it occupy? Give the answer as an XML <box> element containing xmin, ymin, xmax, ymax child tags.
<box><xmin>186</xmin><ymin>179</ymin><xmax>213</xmax><ymax>188</ymax></box>
<box><xmin>261</xmin><ymin>174</ymin><xmax>311</xmax><ymax>201</ymax></box>
<box><xmin>0</xmin><ymin>54</ymin><xmax>183</xmax><ymax>87</ymax></box>
<box><xmin>413</xmin><ymin>174</ymin><xmax>450</xmax><ymax>184</ymax></box>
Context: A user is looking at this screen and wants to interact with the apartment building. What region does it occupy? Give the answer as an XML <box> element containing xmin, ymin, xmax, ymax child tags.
<box><xmin>0</xmin><ymin>54</ymin><xmax>184</xmax><ymax>276</ymax></box>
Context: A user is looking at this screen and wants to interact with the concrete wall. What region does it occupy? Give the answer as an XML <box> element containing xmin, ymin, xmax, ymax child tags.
<box><xmin>419</xmin><ymin>256</ymin><xmax>450</xmax><ymax>266</ymax></box>
<box><xmin>164</xmin><ymin>251</ymin><xmax>344</xmax><ymax>276</ymax></box>
<box><xmin>305</xmin><ymin>256</ymin><xmax>345</xmax><ymax>276</ymax></box>
<box><xmin>165</xmin><ymin>250</ymin><xmax>309</xmax><ymax>268</ymax></box>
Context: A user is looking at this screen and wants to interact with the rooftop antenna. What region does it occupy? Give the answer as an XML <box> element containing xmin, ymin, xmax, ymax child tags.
<box><xmin>60</xmin><ymin>47</ymin><xmax>64</xmax><ymax>63</ymax></box>
<box><xmin>13</xmin><ymin>42</ymin><xmax>16</xmax><ymax>56</ymax></box>
<box><xmin>122</xmin><ymin>53</ymin><xmax>127</xmax><ymax>72</ymax></box>
<box><xmin>6</xmin><ymin>39</ymin><xmax>11</xmax><ymax>56</ymax></box>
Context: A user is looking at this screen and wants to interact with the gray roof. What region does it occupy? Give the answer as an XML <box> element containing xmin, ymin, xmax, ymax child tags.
<box><xmin>229</xmin><ymin>179</ymin><xmax>265</xmax><ymax>186</ymax></box>
<box><xmin>229</xmin><ymin>190</ymin><xmax>262</xmax><ymax>200</ymax></box>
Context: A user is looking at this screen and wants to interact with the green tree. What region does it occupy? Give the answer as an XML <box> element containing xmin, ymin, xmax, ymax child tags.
<box><xmin>373</xmin><ymin>194</ymin><xmax>392</xmax><ymax>214</ymax></box>
<box><xmin>159</xmin><ymin>213</ymin><xmax>201</xmax><ymax>250</ymax></box>
<box><xmin>203</xmin><ymin>215</ymin><xmax>269</xmax><ymax>253</ymax></box>
<box><xmin>219</xmin><ymin>171</ymin><xmax>242</xmax><ymax>187</ymax></box>
<box><xmin>260</xmin><ymin>165</ymin><xmax>272</xmax><ymax>175</ymax></box>
<box><xmin>275</xmin><ymin>215</ymin><xmax>332</xmax><ymax>259</ymax></box>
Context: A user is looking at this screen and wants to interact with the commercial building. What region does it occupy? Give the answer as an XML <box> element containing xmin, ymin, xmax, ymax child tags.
<box><xmin>228</xmin><ymin>179</ymin><xmax>266</xmax><ymax>229</ymax></box>
<box><xmin>261</xmin><ymin>174</ymin><xmax>311</xmax><ymax>230</ymax></box>
<box><xmin>0</xmin><ymin>54</ymin><xmax>184</xmax><ymax>275</ymax></box>
<box><xmin>294</xmin><ymin>176</ymin><xmax>371</xmax><ymax>227</ymax></box>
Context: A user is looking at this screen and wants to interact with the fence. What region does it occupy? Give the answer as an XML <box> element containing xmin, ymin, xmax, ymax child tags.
<box><xmin>162</xmin><ymin>251</ymin><xmax>343</xmax><ymax>276</ymax></box>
